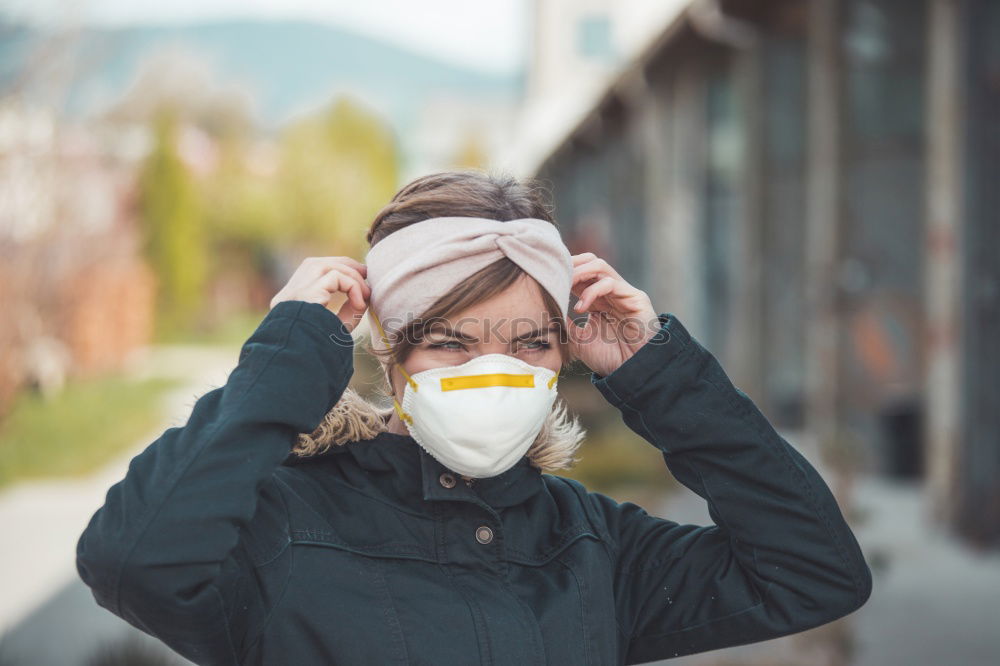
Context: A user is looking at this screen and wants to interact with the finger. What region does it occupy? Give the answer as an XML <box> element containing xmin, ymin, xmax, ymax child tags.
<box><xmin>574</xmin><ymin>276</ymin><xmax>617</xmax><ymax>312</ymax></box>
<box><xmin>570</xmin><ymin>262</ymin><xmax>623</xmax><ymax>302</ymax></box>
<box><xmin>304</xmin><ymin>257</ymin><xmax>368</xmax><ymax>287</ymax></box>
<box><xmin>573</xmin><ymin>257</ymin><xmax>623</xmax><ymax>283</ymax></box>
<box><xmin>570</xmin><ymin>271</ymin><xmax>603</xmax><ymax>299</ymax></box>
<box><xmin>571</xmin><ymin>266</ymin><xmax>606</xmax><ymax>296</ymax></box>
<box><xmin>347</xmin><ymin>282</ymin><xmax>366</xmax><ymax>311</ymax></box>
<box><xmin>320</xmin><ymin>263</ymin><xmax>371</xmax><ymax>299</ymax></box>
<box><xmin>336</xmin><ymin>256</ymin><xmax>367</xmax><ymax>274</ymax></box>
<box><xmin>309</xmin><ymin>255</ymin><xmax>366</xmax><ymax>274</ymax></box>
<box><xmin>336</xmin><ymin>300</ymin><xmax>365</xmax><ymax>332</ymax></box>
<box><xmin>319</xmin><ymin>270</ymin><xmax>367</xmax><ymax>310</ymax></box>
<box><xmin>571</xmin><ymin>254</ymin><xmax>624</xmax><ymax>282</ymax></box>
<box><xmin>293</xmin><ymin>258</ymin><xmax>333</xmax><ymax>289</ymax></box>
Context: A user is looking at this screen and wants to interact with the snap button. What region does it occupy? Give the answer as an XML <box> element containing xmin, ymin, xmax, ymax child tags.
<box><xmin>475</xmin><ymin>526</ymin><xmax>494</xmax><ymax>544</ymax></box>
<box><xmin>439</xmin><ymin>472</ymin><xmax>456</xmax><ymax>488</ymax></box>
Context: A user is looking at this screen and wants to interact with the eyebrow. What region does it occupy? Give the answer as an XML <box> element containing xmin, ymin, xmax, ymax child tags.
<box><xmin>425</xmin><ymin>322</ymin><xmax>559</xmax><ymax>343</ymax></box>
<box><xmin>513</xmin><ymin>323</ymin><xmax>560</xmax><ymax>342</ymax></box>
<box><xmin>426</xmin><ymin>326</ymin><xmax>478</xmax><ymax>343</ymax></box>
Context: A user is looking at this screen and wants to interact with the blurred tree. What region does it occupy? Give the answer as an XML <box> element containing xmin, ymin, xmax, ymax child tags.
<box><xmin>197</xmin><ymin>128</ymin><xmax>284</xmax><ymax>314</ymax></box>
<box><xmin>137</xmin><ymin>107</ymin><xmax>208</xmax><ymax>337</ymax></box>
<box><xmin>202</xmin><ymin>132</ymin><xmax>283</xmax><ymax>248</ymax></box>
<box><xmin>102</xmin><ymin>48</ymin><xmax>255</xmax><ymax>142</ymax></box>
<box><xmin>277</xmin><ymin>94</ymin><xmax>400</xmax><ymax>258</ymax></box>
<box><xmin>451</xmin><ymin>129</ymin><xmax>489</xmax><ymax>169</ymax></box>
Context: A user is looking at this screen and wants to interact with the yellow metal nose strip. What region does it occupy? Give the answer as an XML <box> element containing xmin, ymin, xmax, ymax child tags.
<box><xmin>440</xmin><ymin>373</ymin><xmax>535</xmax><ymax>391</ymax></box>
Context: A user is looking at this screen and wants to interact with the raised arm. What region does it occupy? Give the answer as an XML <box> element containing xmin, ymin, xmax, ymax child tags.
<box><xmin>584</xmin><ymin>313</ymin><xmax>872</xmax><ymax>664</ymax></box>
<box><xmin>75</xmin><ymin>299</ymin><xmax>356</xmax><ymax>665</ymax></box>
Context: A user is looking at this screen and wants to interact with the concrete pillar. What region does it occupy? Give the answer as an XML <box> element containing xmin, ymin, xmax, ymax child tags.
<box><xmin>730</xmin><ymin>38</ymin><xmax>765</xmax><ymax>403</ymax></box>
<box><xmin>804</xmin><ymin>0</ymin><xmax>844</xmax><ymax>463</ymax></box>
<box><xmin>924</xmin><ymin>0</ymin><xmax>965</xmax><ymax>527</ymax></box>
<box><xmin>632</xmin><ymin>69</ymin><xmax>674</xmax><ymax>320</ymax></box>
<box><xmin>666</xmin><ymin>63</ymin><xmax>708</xmax><ymax>334</ymax></box>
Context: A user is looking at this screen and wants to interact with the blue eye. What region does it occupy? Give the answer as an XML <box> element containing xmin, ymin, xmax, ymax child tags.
<box><xmin>428</xmin><ymin>341</ymin><xmax>464</xmax><ymax>351</ymax></box>
<box><xmin>428</xmin><ymin>340</ymin><xmax>551</xmax><ymax>352</ymax></box>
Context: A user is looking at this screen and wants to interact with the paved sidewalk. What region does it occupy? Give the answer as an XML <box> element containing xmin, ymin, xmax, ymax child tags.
<box><xmin>848</xmin><ymin>476</ymin><xmax>1000</xmax><ymax>666</ymax></box>
<box><xmin>641</xmin><ymin>432</ymin><xmax>1000</xmax><ymax>666</ymax></box>
<box><xmin>0</xmin><ymin>344</ymin><xmax>239</xmax><ymax>665</ymax></box>
<box><xmin>640</xmin><ymin>430</ymin><xmax>842</xmax><ymax>666</ymax></box>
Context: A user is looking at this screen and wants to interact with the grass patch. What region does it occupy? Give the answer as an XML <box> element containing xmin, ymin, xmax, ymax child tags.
<box><xmin>153</xmin><ymin>308</ymin><xmax>267</xmax><ymax>346</ymax></box>
<box><xmin>0</xmin><ymin>372</ymin><xmax>182</xmax><ymax>490</ymax></box>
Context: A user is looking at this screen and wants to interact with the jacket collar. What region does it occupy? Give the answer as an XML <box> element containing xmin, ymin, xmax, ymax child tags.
<box><xmin>290</xmin><ymin>431</ymin><xmax>546</xmax><ymax>510</ymax></box>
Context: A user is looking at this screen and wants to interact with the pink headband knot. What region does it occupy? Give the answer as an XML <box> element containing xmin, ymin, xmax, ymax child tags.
<box><xmin>363</xmin><ymin>216</ymin><xmax>573</xmax><ymax>351</ymax></box>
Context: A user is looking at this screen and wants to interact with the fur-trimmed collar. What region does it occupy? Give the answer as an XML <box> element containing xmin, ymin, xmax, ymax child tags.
<box><xmin>290</xmin><ymin>386</ymin><xmax>586</xmax><ymax>473</ymax></box>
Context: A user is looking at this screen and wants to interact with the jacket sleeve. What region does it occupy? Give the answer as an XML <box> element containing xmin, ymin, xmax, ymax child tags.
<box><xmin>75</xmin><ymin>300</ymin><xmax>355</xmax><ymax>665</ymax></box>
<box><xmin>584</xmin><ymin>313</ymin><xmax>872</xmax><ymax>664</ymax></box>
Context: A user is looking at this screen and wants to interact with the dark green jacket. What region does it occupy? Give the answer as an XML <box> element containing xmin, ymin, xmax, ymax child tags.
<box><xmin>76</xmin><ymin>300</ymin><xmax>872</xmax><ymax>665</ymax></box>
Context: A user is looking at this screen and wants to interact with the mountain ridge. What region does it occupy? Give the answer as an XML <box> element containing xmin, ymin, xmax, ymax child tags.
<box><xmin>0</xmin><ymin>18</ymin><xmax>524</xmax><ymax>130</ymax></box>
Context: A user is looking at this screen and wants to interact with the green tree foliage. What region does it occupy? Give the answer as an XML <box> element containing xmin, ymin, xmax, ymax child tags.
<box><xmin>199</xmin><ymin>93</ymin><xmax>400</xmax><ymax>281</ymax></box>
<box><xmin>136</xmin><ymin>94</ymin><xmax>400</xmax><ymax>338</ymax></box>
<box><xmin>200</xmin><ymin>132</ymin><xmax>283</xmax><ymax>251</ymax></box>
<box><xmin>137</xmin><ymin>108</ymin><xmax>208</xmax><ymax>337</ymax></box>
<box><xmin>277</xmin><ymin>94</ymin><xmax>401</xmax><ymax>258</ymax></box>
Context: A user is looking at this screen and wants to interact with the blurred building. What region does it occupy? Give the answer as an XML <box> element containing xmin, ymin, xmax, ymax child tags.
<box><xmin>0</xmin><ymin>102</ymin><xmax>155</xmax><ymax>416</ymax></box>
<box><xmin>513</xmin><ymin>0</ymin><xmax>690</xmax><ymax>178</ymax></box>
<box><xmin>507</xmin><ymin>0</ymin><xmax>999</xmax><ymax>549</ymax></box>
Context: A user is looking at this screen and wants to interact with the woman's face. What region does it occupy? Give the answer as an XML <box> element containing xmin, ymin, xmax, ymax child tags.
<box><xmin>384</xmin><ymin>274</ymin><xmax>564</xmax><ymax>403</ymax></box>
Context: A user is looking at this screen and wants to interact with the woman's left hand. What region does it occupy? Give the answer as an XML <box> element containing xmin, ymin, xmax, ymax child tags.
<box><xmin>565</xmin><ymin>252</ymin><xmax>661</xmax><ymax>377</ymax></box>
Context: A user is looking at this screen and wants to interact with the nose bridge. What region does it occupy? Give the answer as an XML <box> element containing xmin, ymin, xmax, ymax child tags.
<box><xmin>473</xmin><ymin>341</ymin><xmax>513</xmax><ymax>359</ymax></box>
<box><xmin>478</xmin><ymin>318</ymin><xmax>536</xmax><ymax>358</ymax></box>
<box><xmin>474</xmin><ymin>322</ymin><xmax>508</xmax><ymax>358</ymax></box>
<box><xmin>464</xmin><ymin>349</ymin><xmax>519</xmax><ymax>366</ymax></box>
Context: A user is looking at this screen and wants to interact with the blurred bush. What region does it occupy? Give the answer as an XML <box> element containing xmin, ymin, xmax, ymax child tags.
<box><xmin>554</xmin><ymin>366</ymin><xmax>684</xmax><ymax>503</ymax></box>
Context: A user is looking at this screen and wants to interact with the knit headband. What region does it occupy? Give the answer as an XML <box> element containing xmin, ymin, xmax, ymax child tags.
<box><xmin>363</xmin><ymin>216</ymin><xmax>574</xmax><ymax>352</ymax></box>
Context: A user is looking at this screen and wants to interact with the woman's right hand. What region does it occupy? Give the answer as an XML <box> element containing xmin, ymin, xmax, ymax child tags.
<box><xmin>269</xmin><ymin>256</ymin><xmax>370</xmax><ymax>332</ymax></box>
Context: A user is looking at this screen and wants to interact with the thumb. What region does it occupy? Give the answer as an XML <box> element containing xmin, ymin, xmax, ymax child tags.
<box><xmin>336</xmin><ymin>298</ymin><xmax>367</xmax><ymax>333</ymax></box>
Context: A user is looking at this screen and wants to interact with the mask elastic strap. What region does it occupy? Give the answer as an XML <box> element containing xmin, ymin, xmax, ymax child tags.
<box><xmin>369</xmin><ymin>308</ymin><xmax>416</xmax><ymax>426</ymax></box>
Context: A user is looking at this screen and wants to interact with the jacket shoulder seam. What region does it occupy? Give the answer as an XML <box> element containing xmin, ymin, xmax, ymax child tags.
<box><xmin>543</xmin><ymin>474</ymin><xmax>615</xmax><ymax>546</ymax></box>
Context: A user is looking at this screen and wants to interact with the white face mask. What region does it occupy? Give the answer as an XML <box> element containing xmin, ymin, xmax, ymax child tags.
<box><xmin>368</xmin><ymin>308</ymin><xmax>561</xmax><ymax>478</ymax></box>
<box><xmin>388</xmin><ymin>352</ymin><xmax>559</xmax><ymax>479</ymax></box>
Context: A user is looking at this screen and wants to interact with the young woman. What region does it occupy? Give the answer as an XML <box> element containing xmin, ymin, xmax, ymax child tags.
<box><xmin>76</xmin><ymin>170</ymin><xmax>872</xmax><ymax>665</ymax></box>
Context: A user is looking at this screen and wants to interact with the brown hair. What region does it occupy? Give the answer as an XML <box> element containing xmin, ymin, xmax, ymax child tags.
<box><xmin>364</xmin><ymin>168</ymin><xmax>573</xmax><ymax>398</ymax></box>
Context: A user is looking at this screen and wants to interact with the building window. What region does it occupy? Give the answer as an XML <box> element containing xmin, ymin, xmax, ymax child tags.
<box><xmin>577</xmin><ymin>15</ymin><xmax>615</xmax><ymax>62</ymax></box>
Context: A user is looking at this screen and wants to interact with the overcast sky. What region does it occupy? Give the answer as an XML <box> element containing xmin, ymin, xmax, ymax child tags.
<box><xmin>0</xmin><ymin>0</ymin><xmax>530</xmax><ymax>74</ymax></box>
